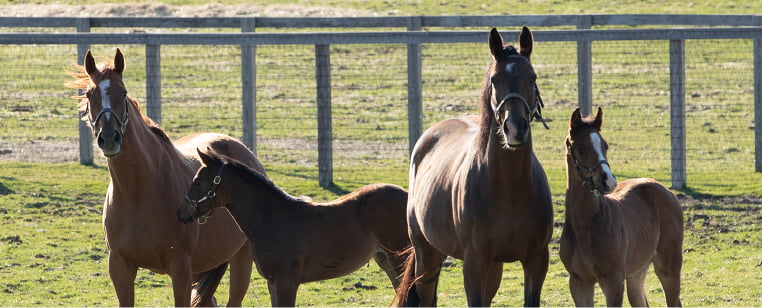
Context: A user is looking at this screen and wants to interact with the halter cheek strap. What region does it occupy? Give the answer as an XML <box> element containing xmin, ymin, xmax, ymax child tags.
<box><xmin>566</xmin><ymin>138</ymin><xmax>610</xmax><ymax>193</ymax></box>
<box><xmin>184</xmin><ymin>163</ymin><xmax>227</xmax><ymax>224</ymax></box>
<box><xmin>490</xmin><ymin>84</ymin><xmax>550</xmax><ymax>130</ymax></box>
<box><xmin>88</xmin><ymin>95</ymin><xmax>130</xmax><ymax>137</ymax></box>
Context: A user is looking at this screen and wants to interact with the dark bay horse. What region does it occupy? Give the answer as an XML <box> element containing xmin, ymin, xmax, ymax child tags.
<box><xmin>561</xmin><ymin>107</ymin><xmax>683</xmax><ymax>306</ymax></box>
<box><xmin>176</xmin><ymin>148</ymin><xmax>412</xmax><ymax>307</ymax></box>
<box><xmin>66</xmin><ymin>48</ymin><xmax>263</xmax><ymax>306</ymax></box>
<box><xmin>393</xmin><ymin>27</ymin><xmax>553</xmax><ymax>307</ymax></box>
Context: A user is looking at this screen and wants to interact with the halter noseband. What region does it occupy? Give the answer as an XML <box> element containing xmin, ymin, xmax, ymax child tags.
<box><xmin>87</xmin><ymin>95</ymin><xmax>130</xmax><ymax>137</ymax></box>
<box><xmin>490</xmin><ymin>83</ymin><xmax>550</xmax><ymax>130</ymax></box>
<box><xmin>184</xmin><ymin>163</ymin><xmax>227</xmax><ymax>224</ymax></box>
<box><xmin>566</xmin><ymin>137</ymin><xmax>610</xmax><ymax>194</ymax></box>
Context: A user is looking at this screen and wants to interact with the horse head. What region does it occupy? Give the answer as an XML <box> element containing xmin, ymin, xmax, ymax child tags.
<box><xmin>177</xmin><ymin>148</ymin><xmax>227</xmax><ymax>224</ymax></box>
<box><xmin>82</xmin><ymin>48</ymin><xmax>130</xmax><ymax>157</ymax></box>
<box><xmin>566</xmin><ymin>107</ymin><xmax>618</xmax><ymax>195</ymax></box>
<box><xmin>487</xmin><ymin>26</ymin><xmax>545</xmax><ymax>148</ymax></box>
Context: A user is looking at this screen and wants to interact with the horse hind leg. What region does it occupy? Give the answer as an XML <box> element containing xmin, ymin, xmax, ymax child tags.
<box><xmin>654</xmin><ymin>251</ymin><xmax>683</xmax><ymax>307</ymax></box>
<box><xmin>568</xmin><ymin>273</ymin><xmax>595</xmax><ymax>307</ymax></box>
<box><xmin>373</xmin><ymin>248</ymin><xmax>403</xmax><ymax>289</ymax></box>
<box><xmin>626</xmin><ymin>266</ymin><xmax>650</xmax><ymax>307</ymax></box>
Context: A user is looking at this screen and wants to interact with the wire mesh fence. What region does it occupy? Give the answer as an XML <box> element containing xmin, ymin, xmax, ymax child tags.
<box><xmin>0</xmin><ymin>32</ymin><xmax>757</xmax><ymax>188</ymax></box>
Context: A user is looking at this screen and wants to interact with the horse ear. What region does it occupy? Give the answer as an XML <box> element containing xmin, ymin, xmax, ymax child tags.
<box><xmin>593</xmin><ymin>107</ymin><xmax>604</xmax><ymax>129</ymax></box>
<box><xmin>570</xmin><ymin>107</ymin><xmax>583</xmax><ymax>129</ymax></box>
<box><xmin>113</xmin><ymin>48</ymin><xmax>125</xmax><ymax>75</ymax></box>
<box><xmin>488</xmin><ymin>28</ymin><xmax>504</xmax><ymax>60</ymax></box>
<box><xmin>197</xmin><ymin>147</ymin><xmax>213</xmax><ymax>165</ymax></box>
<box><xmin>518</xmin><ymin>26</ymin><xmax>533</xmax><ymax>59</ymax></box>
<box><xmin>84</xmin><ymin>49</ymin><xmax>98</xmax><ymax>77</ymax></box>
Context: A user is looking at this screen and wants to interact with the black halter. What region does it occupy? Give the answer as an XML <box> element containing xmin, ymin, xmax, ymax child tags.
<box><xmin>84</xmin><ymin>94</ymin><xmax>130</xmax><ymax>137</ymax></box>
<box><xmin>566</xmin><ymin>137</ymin><xmax>610</xmax><ymax>194</ymax></box>
<box><xmin>184</xmin><ymin>163</ymin><xmax>227</xmax><ymax>224</ymax></box>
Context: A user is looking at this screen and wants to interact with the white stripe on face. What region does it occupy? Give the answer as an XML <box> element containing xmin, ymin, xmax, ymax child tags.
<box><xmin>505</xmin><ymin>63</ymin><xmax>515</xmax><ymax>74</ymax></box>
<box><xmin>589</xmin><ymin>132</ymin><xmax>617</xmax><ymax>188</ymax></box>
<box><xmin>98</xmin><ymin>79</ymin><xmax>112</xmax><ymax>121</ymax></box>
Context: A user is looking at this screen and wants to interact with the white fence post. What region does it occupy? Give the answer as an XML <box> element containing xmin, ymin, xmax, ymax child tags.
<box><xmin>407</xmin><ymin>16</ymin><xmax>423</xmax><ymax>155</ymax></box>
<box><xmin>76</xmin><ymin>18</ymin><xmax>93</xmax><ymax>165</ymax></box>
<box><xmin>241</xmin><ymin>17</ymin><xmax>257</xmax><ymax>154</ymax></box>
<box><xmin>754</xmin><ymin>16</ymin><xmax>762</xmax><ymax>172</ymax></box>
<box><xmin>315</xmin><ymin>44</ymin><xmax>333</xmax><ymax>187</ymax></box>
<box><xmin>577</xmin><ymin>15</ymin><xmax>593</xmax><ymax>116</ymax></box>
<box><xmin>670</xmin><ymin>39</ymin><xmax>686</xmax><ymax>189</ymax></box>
<box><xmin>145</xmin><ymin>45</ymin><xmax>161</xmax><ymax>124</ymax></box>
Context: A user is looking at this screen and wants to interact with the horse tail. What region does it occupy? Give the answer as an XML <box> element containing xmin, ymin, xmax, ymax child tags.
<box><xmin>391</xmin><ymin>247</ymin><xmax>420</xmax><ymax>307</ymax></box>
<box><xmin>191</xmin><ymin>261</ymin><xmax>228</xmax><ymax>307</ymax></box>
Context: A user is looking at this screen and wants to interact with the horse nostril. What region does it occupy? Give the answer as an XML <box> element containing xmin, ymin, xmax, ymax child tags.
<box><xmin>113</xmin><ymin>132</ymin><xmax>122</xmax><ymax>144</ymax></box>
<box><xmin>97</xmin><ymin>134</ymin><xmax>105</xmax><ymax>148</ymax></box>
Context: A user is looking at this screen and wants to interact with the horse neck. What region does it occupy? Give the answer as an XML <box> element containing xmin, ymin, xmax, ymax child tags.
<box><xmin>218</xmin><ymin>167</ymin><xmax>295</xmax><ymax>234</ymax></box>
<box><xmin>482</xmin><ymin>127</ymin><xmax>534</xmax><ymax>184</ymax></box>
<box><xmin>564</xmin><ymin>154</ymin><xmax>603</xmax><ymax>225</ymax></box>
<box><xmin>106</xmin><ymin>110</ymin><xmax>189</xmax><ymax>195</ymax></box>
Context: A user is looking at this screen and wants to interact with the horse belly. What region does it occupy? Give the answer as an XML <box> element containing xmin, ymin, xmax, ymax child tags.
<box><xmin>300</xmin><ymin>234</ymin><xmax>378</xmax><ymax>283</ymax></box>
<box><xmin>190</xmin><ymin>211</ymin><xmax>247</xmax><ymax>273</ymax></box>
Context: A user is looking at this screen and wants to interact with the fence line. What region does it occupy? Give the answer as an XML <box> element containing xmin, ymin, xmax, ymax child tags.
<box><xmin>2</xmin><ymin>15</ymin><xmax>761</xmax><ymax>189</ymax></box>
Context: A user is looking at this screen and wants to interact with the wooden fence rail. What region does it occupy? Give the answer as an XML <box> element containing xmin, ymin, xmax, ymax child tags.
<box><xmin>1</xmin><ymin>15</ymin><xmax>761</xmax><ymax>188</ymax></box>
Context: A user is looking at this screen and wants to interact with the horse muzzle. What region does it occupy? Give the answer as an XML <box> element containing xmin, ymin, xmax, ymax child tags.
<box><xmin>502</xmin><ymin>116</ymin><xmax>529</xmax><ymax>148</ymax></box>
<box><xmin>176</xmin><ymin>204</ymin><xmax>197</xmax><ymax>224</ymax></box>
<box><xmin>96</xmin><ymin>127</ymin><xmax>123</xmax><ymax>157</ymax></box>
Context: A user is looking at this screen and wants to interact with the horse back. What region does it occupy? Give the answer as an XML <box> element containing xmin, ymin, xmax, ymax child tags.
<box><xmin>174</xmin><ymin>133</ymin><xmax>265</xmax><ymax>173</ymax></box>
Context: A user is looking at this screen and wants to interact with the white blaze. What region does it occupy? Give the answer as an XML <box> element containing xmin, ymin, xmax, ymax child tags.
<box><xmin>98</xmin><ymin>79</ymin><xmax>112</xmax><ymax>121</ymax></box>
<box><xmin>589</xmin><ymin>132</ymin><xmax>617</xmax><ymax>189</ymax></box>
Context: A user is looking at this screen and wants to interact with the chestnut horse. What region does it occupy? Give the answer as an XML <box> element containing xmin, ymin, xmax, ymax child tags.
<box><xmin>393</xmin><ymin>27</ymin><xmax>553</xmax><ymax>307</ymax></box>
<box><xmin>176</xmin><ymin>148</ymin><xmax>412</xmax><ymax>306</ymax></box>
<box><xmin>66</xmin><ymin>49</ymin><xmax>262</xmax><ymax>306</ymax></box>
<box><xmin>561</xmin><ymin>107</ymin><xmax>683</xmax><ymax>306</ymax></box>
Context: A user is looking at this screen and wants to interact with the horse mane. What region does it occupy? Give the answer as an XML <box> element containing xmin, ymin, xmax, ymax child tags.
<box><xmin>477</xmin><ymin>45</ymin><xmax>520</xmax><ymax>151</ymax></box>
<box><xmin>205</xmin><ymin>151</ymin><xmax>304</xmax><ymax>204</ymax></box>
<box><xmin>65</xmin><ymin>63</ymin><xmax>173</xmax><ymax>145</ymax></box>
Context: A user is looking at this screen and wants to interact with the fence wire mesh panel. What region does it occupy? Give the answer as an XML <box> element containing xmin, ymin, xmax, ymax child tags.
<box><xmin>0</xmin><ymin>28</ymin><xmax>758</xmax><ymax>189</ymax></box>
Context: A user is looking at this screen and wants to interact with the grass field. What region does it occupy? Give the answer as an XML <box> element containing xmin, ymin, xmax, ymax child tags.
<box><xmin>1</xmin><ymin>0</ymin><xmax>761</xmax><ymax>306</ymax></box>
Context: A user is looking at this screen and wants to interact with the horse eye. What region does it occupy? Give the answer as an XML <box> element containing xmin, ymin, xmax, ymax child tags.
<box><xmin>193</xmin><ymin>179</ymin><xmax>200</xmax><ymax>186</ymax></box>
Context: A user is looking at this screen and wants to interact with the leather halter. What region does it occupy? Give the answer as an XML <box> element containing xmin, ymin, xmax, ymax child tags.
<box><xmin>566</xmin><ymin>136</ymin><xmax>610</xmax><ymax>193</ymax></box>
<box><xmin>86</xmin><ymin>94</ymin><xmax>130</xmax><ymax>137</ymax></box>
<box><xmin>489</xmin><ymin>83</ymin><xmax>550</xmax><ymax>130</ymax></box>
<box><xmin>184</xmin><ymin>163</ymin><xmax>227</xmax><ymax>224</ymax></box>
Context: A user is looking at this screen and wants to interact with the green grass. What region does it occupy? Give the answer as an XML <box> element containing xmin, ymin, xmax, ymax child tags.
<box><xmin>1</xmin><ymin>0</ymin><xmax>761</xmax><ymax>306</ymax></box>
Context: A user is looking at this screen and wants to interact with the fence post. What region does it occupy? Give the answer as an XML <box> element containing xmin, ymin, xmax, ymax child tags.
<box><xmin>407</xmin><ymin>16</ymin><xmax>423</xmax><ymax>156</ymax></box>
<box><xmin>669</xmin><ymin>39</ymin><xmax>686</xmax><ymax>190</ymax></box>
<box><xmin>315</xmin><ymin>44</ymin><xmax>333</xmax><ymax>187</ymax></box>
<box><xmin>577</xmin><ymin>15</ymin><xmax>593</xmax><ymax>116</ymax></box>
<box><xmin>754</xmin><ymin>16</ymin><xmax>762</xmax><ymax>172</ymax></box>
<box><xmin>76</xmin><ymin>18</ymin><xmax>93</xmax><ymax>165</ymax></box>
<box><xmin>241</xmin><ymin>18</ymin><xmax>257</xmax><ymax>155</ymax></box>
<box><xmin>145</xmin><ymin>44</ymin><xmax>161</xmax><ymax>124</ymax></box>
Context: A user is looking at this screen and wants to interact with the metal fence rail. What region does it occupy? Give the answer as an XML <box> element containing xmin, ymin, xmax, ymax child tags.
<box><xmin>1</xmin><ymin>15</ymin><xmax>761</xmax><ymax>189</ymax></box>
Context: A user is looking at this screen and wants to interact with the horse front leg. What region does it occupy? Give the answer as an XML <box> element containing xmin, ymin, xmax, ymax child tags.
<box><xmin>568</xmin><ymin>273</ymin><xmax>594</xmax><ymax>307</ymax></box>
<box><xmin>521</xmin><ymin>247</ymin><xmax>549</xmax><ymax>307</ymax></box>
<box><xmin>463</xmin><ymin>251</ymin><xmax>503</xmax><ymax>307</ymax></box>
<box><xmin>108</xmin><ymin>252</ymin><xmax>137</xmax><ymax>307</ymax></box>
<box><xmin>168</xmin><ymin>256</ymin><xmax>193</xmax><ymax>307</ymax></box>
<box><xmin>267</xmin><ymin>276</ymin><xmax>299</xmax><ymax>307</ymax></box>
<box><xmin>226</xmin><ymin>244</ymin><xmax>253</xmax><ymax>306</ymax></box>
<box><xmin>598</xmin><ymin>273</ymin><xmax>625</xmax><ymax>307</ymax></box>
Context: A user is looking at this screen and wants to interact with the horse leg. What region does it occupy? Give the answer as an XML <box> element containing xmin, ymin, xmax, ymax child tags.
<box><xmin>462</xmin><ymin>251</ymin><xmax>503</xmax><ymax>307</ymax></box>
<box><xmin>168</xmin><ymin>256</ymin><xmax>194</xmax><ymax>307</ymax></box>
<box><xmin>373</xmin><ymin>248</ymin><xmax>402</xmax><ymax>289</ymax></box>
<box><xmin>108</xmin><ymin>252</ymin><xmax>137</xmax><ymax>307</ymax></box>
<box><xmin>568</xmin><ymin>273</ymin><xmax>594</xmax><ymax>307</ymax></box>
<box><xmin>598</xmin><ymin>273</ymin><xmax>625</xmax><ymax>307</ymax></box>
<box><xmin>521</xmin><ymin>247</ymin><xmax>549</xmax><ymax>306</ymax></box>
<box><xmin>226</xmin><ymin>244</ymin><xmax>253</xmax><ymax>307</ymax></box>
<box><xmin>268</xmin><ymin>276</ymin><xmax>299</xmax><ymax>307</ymax></box>
<box><xmin>626</xmin><ymin>266</ymin><xmax>650</xmax><ymax>307</ymax></box>
<box><xmin>654</xmin><ymin>251</ymin><xmax>683</xmax><ymax>307</ymax></box>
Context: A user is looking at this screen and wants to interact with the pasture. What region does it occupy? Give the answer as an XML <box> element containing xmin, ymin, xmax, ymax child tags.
<box><xmin>1</xmin><ymin>0</ymin><xmax>761</xmax><ymax>306</ymax></box>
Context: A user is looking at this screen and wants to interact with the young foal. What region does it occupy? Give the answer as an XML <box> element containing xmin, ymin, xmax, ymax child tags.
<box><xmin>561</xmin><ymin>107</ymin><xmax>684</xmax><ymax>307</ymax></box>
<box><xmin>176</xmin><ymin>148</ymin><xmax>411</xmax><ymax>306</ymax></box>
